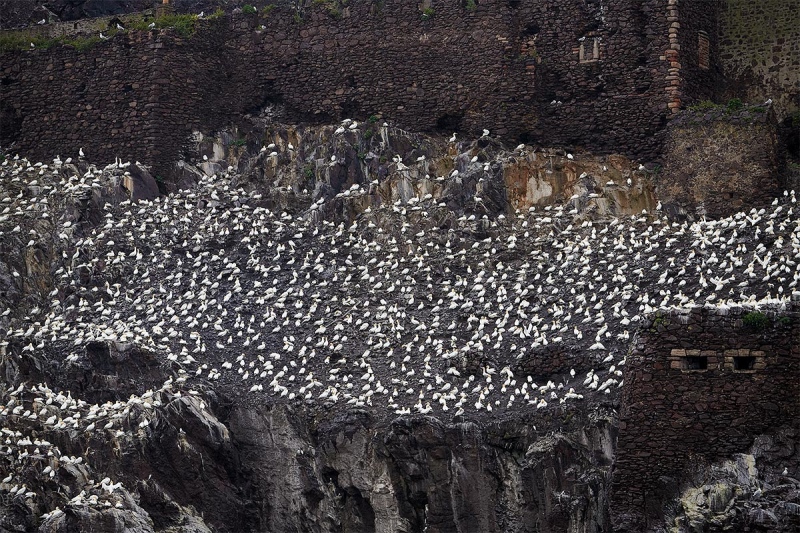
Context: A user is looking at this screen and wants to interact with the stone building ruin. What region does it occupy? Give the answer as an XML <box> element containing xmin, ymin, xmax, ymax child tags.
<box><xmin>612</xmin><ymin>302</ymin><xmax>800</xmax><ymax>531</ymax></box>
<box><xmin>3</xmin><ymin>0</ymin><xmax>796</xmax><ymax>178</ymax></box>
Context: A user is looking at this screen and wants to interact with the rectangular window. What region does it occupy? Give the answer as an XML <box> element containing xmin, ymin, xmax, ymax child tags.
<box><xmin>698</xmin><ymin>32</ymin><xmax>710</xmax><ymax>70</ymax></box>
<box><xmin>579</xmin><ymin>37</ymin><xmax>601</xmax><ymax>64</ymax></box>
<box><xmin>685</xmin><ymin>356</ymin><xmax>708</xmax><ymax>371</ymax></box>
<box><xmin>669</xmin><ymin>349</ymin><xmax>712</xmax><ymax>371</ymax></box>
<box><xmin>733</xmin><ymin>356</ymin><xmax>756</xmax><ymax>371</ymax></box>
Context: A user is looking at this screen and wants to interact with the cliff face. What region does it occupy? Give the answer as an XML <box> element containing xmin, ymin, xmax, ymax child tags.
<box><xmin>225</xmin><ymin>405</ymin><xmax>615</xmax><ymax>533</ymax></box>
<box><xmin>0</xmin><ymin>349</ymin><xmax>617</xmax><ymax>533</ymax></box>
<box><xmin>1</xmin><ymin>123</ymin><xmax>799</xmax><ymax>533</ymax></box>
<box><xmin>0</xmin><ymin>124</ymin><xmax>637</xmax><ymax>532</ymax></box>
<box><xmin>664</xmin><ymin>429</ymin><xmax>800</xmax><ymax>533</ymax></box>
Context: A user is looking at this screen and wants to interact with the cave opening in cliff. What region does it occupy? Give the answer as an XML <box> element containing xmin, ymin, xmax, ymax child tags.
<box><xmin>436</xmin><ymin>113</ymin><xmax>464</xmax><ymax>133</ymax></box>
<box><xmin>783</xmin><ymin>115</ymin><xmax>800</xmax><ymax>159</ymax></box>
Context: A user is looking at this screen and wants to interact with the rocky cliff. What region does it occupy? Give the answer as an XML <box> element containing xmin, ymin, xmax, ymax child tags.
<box><xmin>1</xmin><ymin>122</ymin><xmax>799</xmax><ymax>532</ymax></box>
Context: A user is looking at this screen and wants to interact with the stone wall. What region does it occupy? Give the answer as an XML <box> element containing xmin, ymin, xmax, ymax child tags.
<box><xmin>1</xmin><ymin>0</ymin><xmax>679</xmax><ymax>176</ymax></box>
<box><xmin>611</xmin><ymin>304</ymin><xmax>800</xmax><ymax>531</ymax></box>
<box><xmin>718</xmin><ymin>0</ymin><xmax>800</xmax><ymax>117</ymax></box>
<box><xmin>0</xmin><ymin>30</ymin><xmax>165</xmax><ymax>168</ymax></box>
<box><xmin>675</xmin><ymin>0</ymin><xmax>723</xmax><ymax>106</ymax></box>
<box><xmin>657</xmin><ymin>103</ymin><xmax>780</xmax><ymax>218</ymax></box>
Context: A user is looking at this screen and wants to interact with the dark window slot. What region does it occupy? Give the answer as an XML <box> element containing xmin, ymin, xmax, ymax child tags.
<box><xmin>733</xmin><ymin>356</ymin><xmax>755</xmax><ymax>371</ymax></box>
<box><xmin>686</xmin><ymin>356</ymin><xmax>707</xmax><ymax>370</ymax></box>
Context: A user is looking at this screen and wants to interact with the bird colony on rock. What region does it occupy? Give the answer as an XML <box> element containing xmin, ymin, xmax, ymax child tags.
<box><xmin>0</xmin><ymin>128</ymin><xmax>799</xmax><ymax>518</ymax></box>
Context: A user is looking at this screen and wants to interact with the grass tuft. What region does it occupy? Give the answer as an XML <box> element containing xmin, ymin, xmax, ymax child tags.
<box><xmin>742</xmin><ymin>311</ymin><xmax>770</xmax><ymax>331</ymax></box>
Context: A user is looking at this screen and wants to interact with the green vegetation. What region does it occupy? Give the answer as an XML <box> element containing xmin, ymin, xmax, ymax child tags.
<box><xmin>261</xmin><ymin>5</ymin><xmax>276</xmax><ymax>17</ymax></box>
<box><xmin>726</xmin><ymin>98</ymin><xmax>743</xmax><ymax>112</ymax></box>
<box><xmin>363</xmin><ymin>129</ymin><xmax>373</xmax><ymax>140</ymax></box>
<box><xmin>0</xmin><ymin>8</ymin><xmax>213</xmax><ymax>51</ymax></box>
<box><xmin>242</xmin><ymin>4</ymin><xmax>258</xmax><ymax>15</ymax></box>
<box><xmin>684</xmin><ymin>98</ymin><xmax>770</xmax><ymax>126</ymax></box>
<box><xmin>421</xmin><ymin>7</ymin><xmax>435</xmax><ymax>20</ymax></box>
<box><xmin>207</xmin><ymin>8</ymin><xmax>225</xmax><ymax>21</ymax></box>
<box><xmin>688</xmin><ymin>100</ymin><xmax>718</xmax><ymax>112</ymax></box>
<box><xmin>368</xmin><ymin>114</ymin><xmax>379</xmax><ymax>124</ymax></box>
<box><xmin>742</xmin><ymin>311</ymin><xmax>770</xmax><ymax>331</ymax></box>
<box><xmin>0</xmin><ymin>32</ymin><xmax>59</xmax><ymax>51</ymax></box>
<box><xmin>156</xmin><ymin>13</ymin><xmax>198</xmax><ymax>37</ymax></box>
<box><xmin>688</xmin><ymin>98</ymin><xmax>751</xmax><ymax>114</ymax></box>
<box><xmin>303</xmin><ymin>165</ymin><xmax>315</xmax><ymax>179</ymax></box>
<box><xmin>127</xmin><ymin>12</ymin><xmax>200</xmax><ymax>37</ymax></box>
<box><xmin>465</xmin><ymin>0</ymin><xmax>477</xmax><ymax>11</ymax></box>
<box><xmin>777</xmin><ymin>316</ymin><xmax>792</xmax><ymax>327</ymax></box>
<box><xmin>232</xmin><ymin>138</ymin><xmax>247</xmax><ymax>147</ymax></box>
<box><xmin>62</xmin><ymin>35</ymin><xmax>102</xmax><ymax>51</ymax></box>
<box><xmin>313</xmin><ymin>0</ymin><xmax>343</xmax><ymax>18</ymax></box>
<box><xmin>0</xmin><ymin>28</ymin><xmax>120</xmax><ymax>52</ymax></box>
<box><xmin>650</xmin><ymin>313</ymin><xmax>667</xmax><ymax>330</ymax></box>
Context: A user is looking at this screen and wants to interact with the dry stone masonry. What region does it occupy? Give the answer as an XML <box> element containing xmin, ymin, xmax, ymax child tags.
<box><xmin>1</xmin><ymin>0</ymin><xmax>733</xmax><ymax>176</ymax></box>
<box><xmin>718</xmin><ymin>0</ymin><xmax>800</xmax><ymax>119</ymax></box>
<box><xmin>612</xmin><ymin>303</ymin><xmax>800</xmax><ymax>531</ymax></box>
<box><xmin>1</xmin><ymin>1</ymin><xmax>797</xmax><ymax>178</ymax></box>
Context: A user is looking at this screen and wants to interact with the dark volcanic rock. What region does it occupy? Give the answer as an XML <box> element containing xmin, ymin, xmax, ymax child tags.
<box><xmin>0</xmin><ymin>124</ymin><xmax>798</xmax><ymax>533</ymax></box>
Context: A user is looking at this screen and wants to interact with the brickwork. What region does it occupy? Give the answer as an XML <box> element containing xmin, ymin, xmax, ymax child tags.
<box><xmin>697</xmin><ymin>32</ymin><xmax>710</xmax><ymax>71</ymax></box>
<box><xmin>610</xmin><ymin>305</ymin><xmax>800</xmax><ymax>531</ymax></box>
